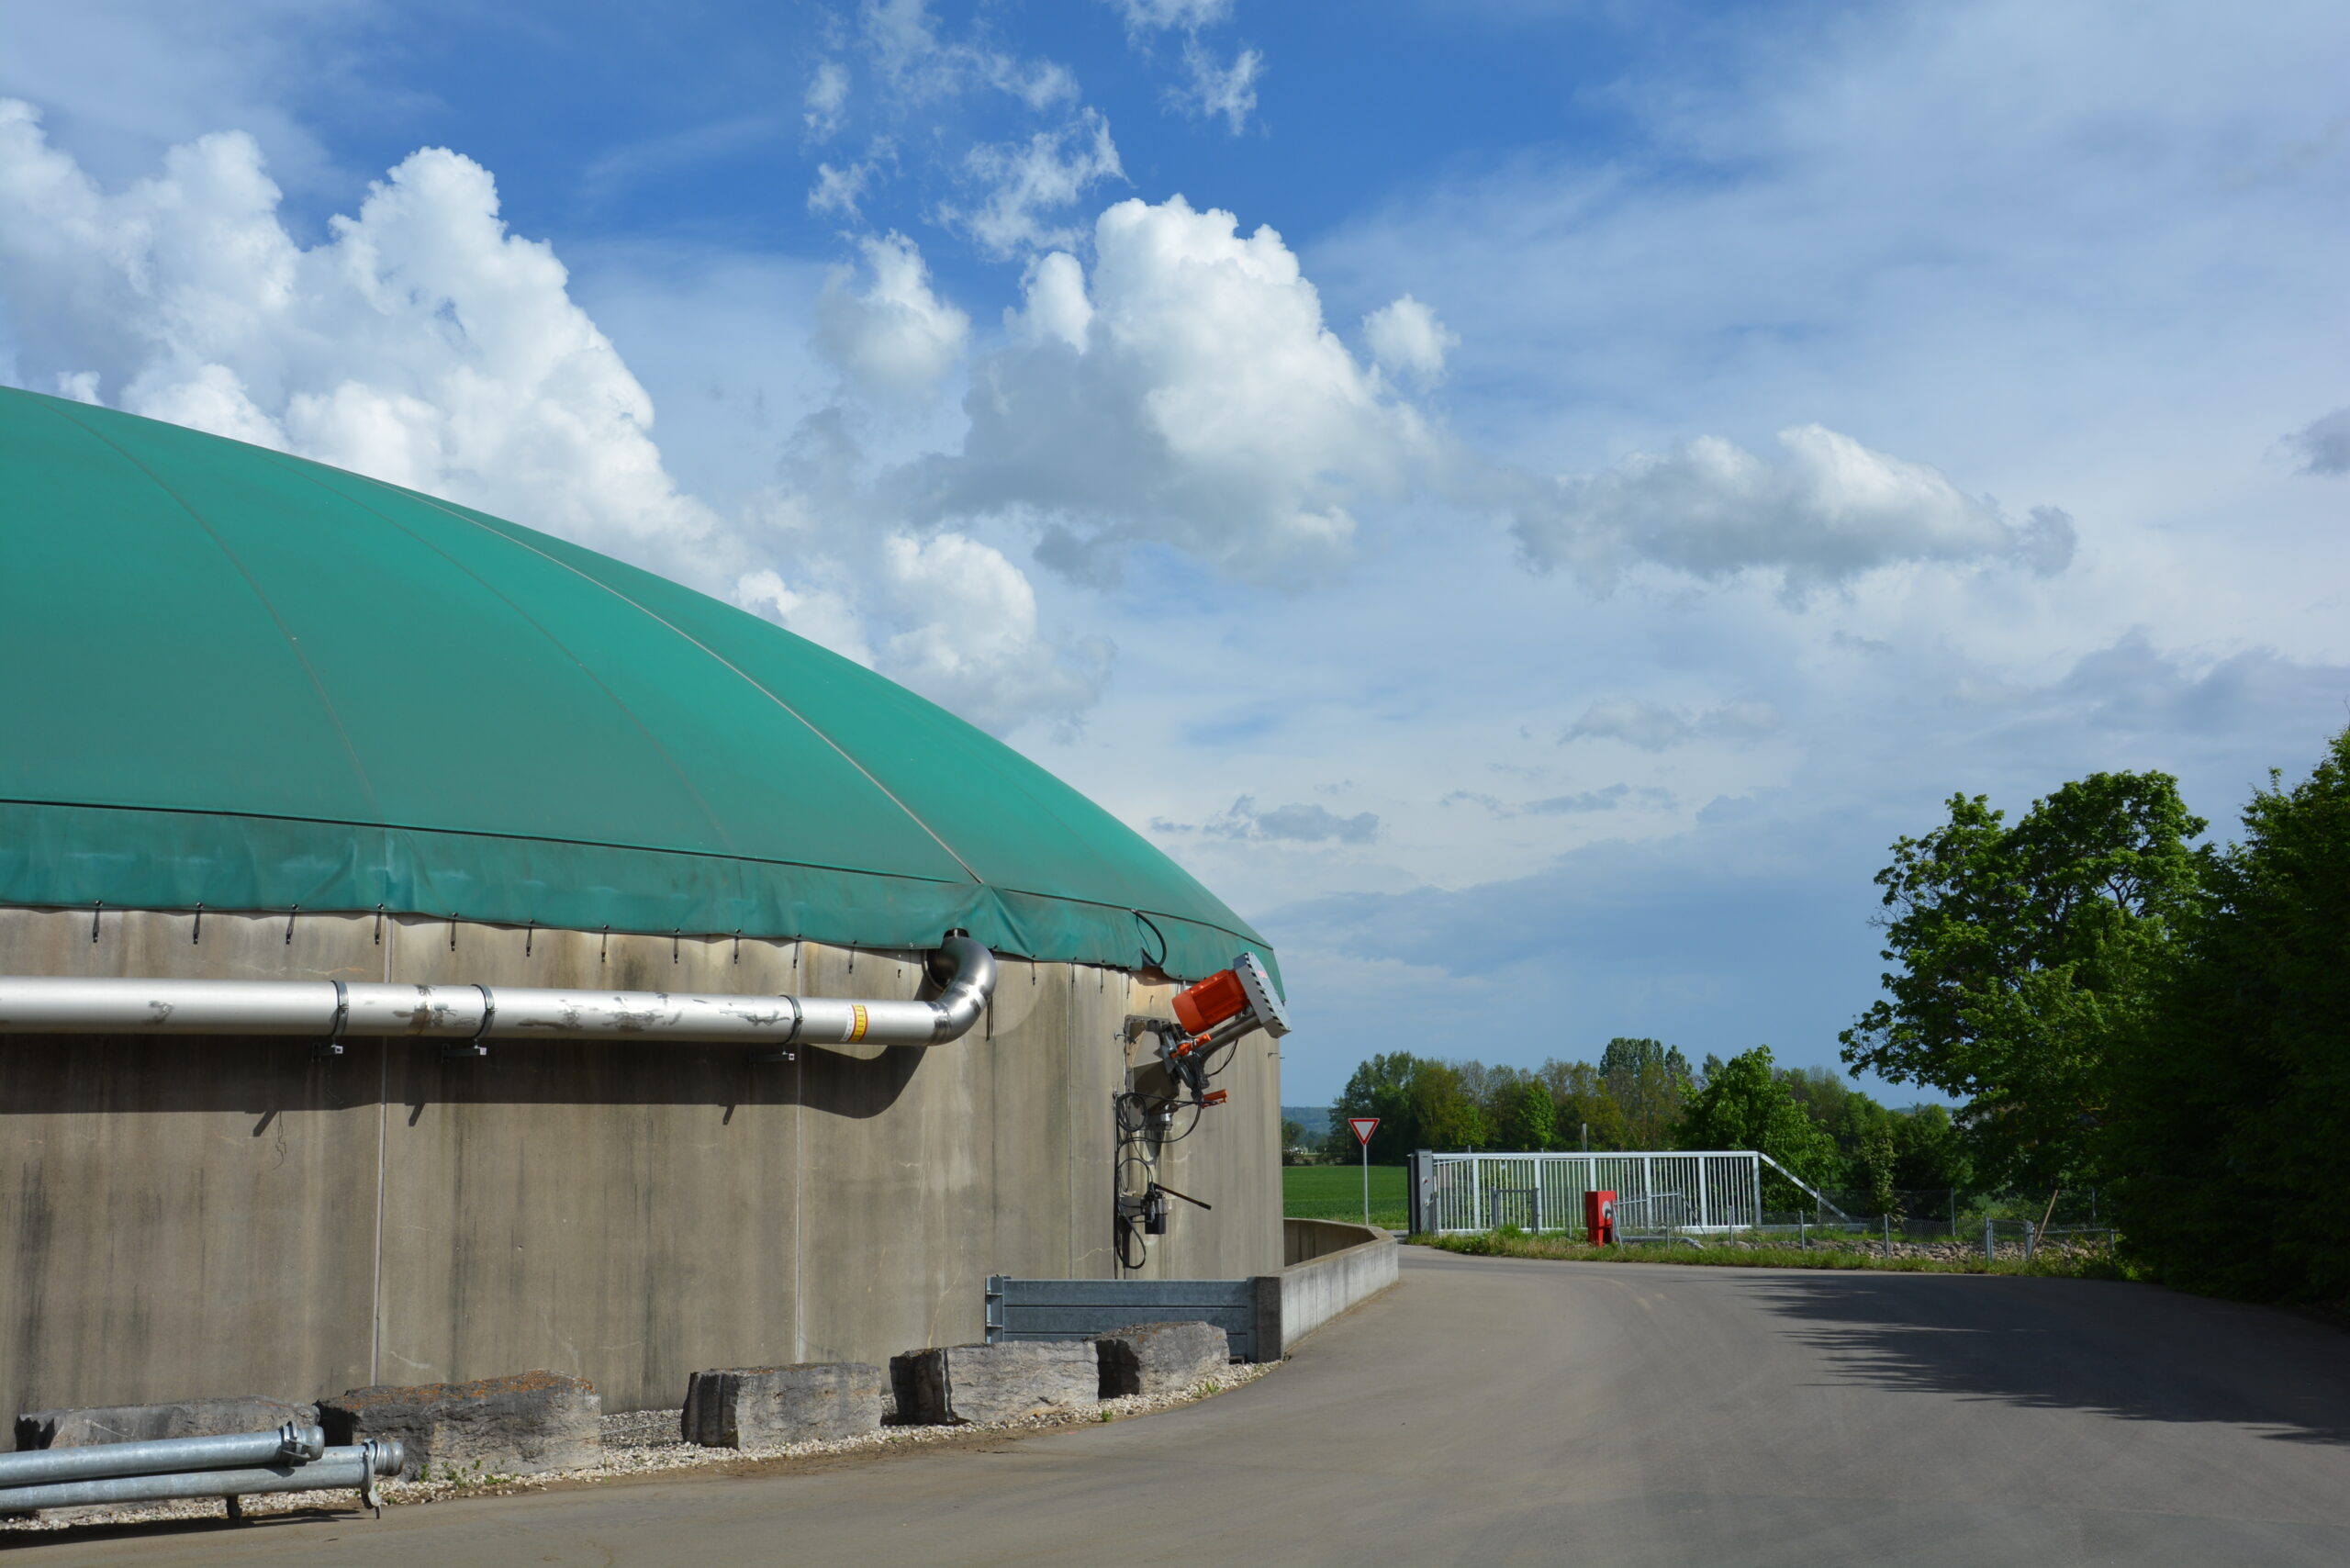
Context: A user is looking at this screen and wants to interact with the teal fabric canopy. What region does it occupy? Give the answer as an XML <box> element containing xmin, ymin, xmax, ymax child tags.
<box><xmin>0</xmin><ymin>387</ymin><xmax>1270</xmax><ymax>982</ymax></box>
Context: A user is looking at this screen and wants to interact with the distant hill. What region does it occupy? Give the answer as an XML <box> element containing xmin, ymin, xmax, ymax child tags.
<box><xmin>1282</xmin><ymin>1105</ymin><xmax>1332</xmax><ymax>1140</ymax></box>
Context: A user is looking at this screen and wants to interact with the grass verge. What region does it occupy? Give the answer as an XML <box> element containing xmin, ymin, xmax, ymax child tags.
<box><xmin>1410</xmin><ymin>1227</ymin><xmax>2133</xmax><ymax>1280</ymax></box>
<box><xmin>1282</xmin><ymin>1163</ymin><xmax>1408</xmax><ymax>1229</ymax></box>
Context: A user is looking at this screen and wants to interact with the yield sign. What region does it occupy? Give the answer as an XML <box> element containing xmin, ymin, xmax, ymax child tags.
<box><xmin>1348</xmin><ymin>1116</ymin><xmax>1380</xmax><ymax>1146</ymax></box>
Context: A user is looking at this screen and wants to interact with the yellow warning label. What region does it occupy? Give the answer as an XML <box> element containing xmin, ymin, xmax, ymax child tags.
<box><xmin>849</xmin><ymin>1003</ymin><xmax>868</xmax><ymax>1043</ymax></box>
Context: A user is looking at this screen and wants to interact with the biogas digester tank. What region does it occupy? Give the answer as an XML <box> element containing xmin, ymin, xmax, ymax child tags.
<box><xmin>0</xmin><ymin>386</ymin><xmax>1282</xmax><ymax>1418</ymax></box>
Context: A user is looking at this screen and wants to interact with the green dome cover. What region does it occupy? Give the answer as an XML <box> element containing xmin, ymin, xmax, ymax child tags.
<box><xmin>0</xmin><ymin>387</ymin><xmax>1269</xmax><ymax>981</ymax></box>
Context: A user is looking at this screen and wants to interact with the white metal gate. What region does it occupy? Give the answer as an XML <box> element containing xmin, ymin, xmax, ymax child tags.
<box><xmin>1407</xmin><ymin>1149</ymin><xmax>1775</xmax><ymax>1236</ymax></box>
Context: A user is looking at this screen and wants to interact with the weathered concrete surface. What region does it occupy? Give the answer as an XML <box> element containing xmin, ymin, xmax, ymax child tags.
<box><xmin>0</xmin><ymin>907</ymin><xmax>1283</xmax><ymax>1423</ymax></box>
<box><xmin>891</xmin><ymin>1343</ymin><xmax>1098</xmax><ymax>1425</ymax></box>
<box><xmin>0</xmin><ymin>910</ymin><xmax>384</xmax><ymax>1433</ymax></box>
<box><xmin>14</xmin><ymin>1395</ymin><xmax>316</xmax><ymax>1451</ymax></box>
<box><xmin>320</xmin><ymin>1372</ymin><xmax>599</xmax><ymax>1481</ymax></box>
<box><xmin>1093</xmin><ymin>1322</ymin><xmax>1229</xmax><ymax>1397</ymax></box>
<box><xmin>1277</xmin><ymin>1219</ymin><xmax>1398</xmax><ymax>1349</ymax></box>
<box><xmin>1282</xmin><ymin>1216</ymin><xmax>1384</xmax><ymax>1265</ymax></box>
<box><xmin>680</xmin><ymin>1365</ymin><xmax>883</xmax><ymax>1448</ymax></box>
<box><xmin>27</xmin><ymin>1249</ymin><xmax>2350</xmax><ymax>1567</ymax></box>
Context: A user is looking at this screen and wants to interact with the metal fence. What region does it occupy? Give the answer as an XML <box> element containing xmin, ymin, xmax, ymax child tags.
<box><xmin>1407</xmin><ymin>1150</ymin><xmax>1838</xmax><ymax>1236</ymax></box>
<box><xmin>1404</xmin><ymin>1157</ymin><xmax>2122</xmax><ymax>1263</ymax></box>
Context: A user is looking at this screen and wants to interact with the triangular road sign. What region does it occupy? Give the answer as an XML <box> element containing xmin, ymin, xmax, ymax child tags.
<box><xmin>1348</xmin><ymin>1116</ymin><xmax>1380</xmax><ymax>1145</ymax></box>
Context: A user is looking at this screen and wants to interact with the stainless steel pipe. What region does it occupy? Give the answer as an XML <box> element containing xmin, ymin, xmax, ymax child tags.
<box><xmin>0</xmin><ymin>1440</ymin><xmax>401</xmax><ymax>1513</ymax></box>
<box><xmin>0</xmin><ymin>1422</ymin><xmax>323</xmax><ymax>1486</ymax></box>
<box><xmin>0</xmin><ymin>935</ymin><xmax>997</xmax><ymax>1047</ymax></box>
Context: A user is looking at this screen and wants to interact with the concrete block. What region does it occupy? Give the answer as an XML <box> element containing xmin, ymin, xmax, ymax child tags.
<box><xmin>15</xmin><ymin>1395</ymin><xmax>317</xmax><ymax>1451</ymax></box>
<box><xmin>319</xmin><ymin>1371</ymin><xmax>600</xmax><ymax>1480</ymax></box>
<box><xmin>890</xmin><ymin>1343</ymin><xmax>1098</xmax><ymax>1426</ymax></box>
<box><xmin>1094</xmin><ymin>1321</ymin><xmax>1231</xmax><ymax>1398</ymax></box>
<box><xmin>681</xmin><ymin>1364</ymin><xmax>884</xmax><ymax>1448</ymax></box>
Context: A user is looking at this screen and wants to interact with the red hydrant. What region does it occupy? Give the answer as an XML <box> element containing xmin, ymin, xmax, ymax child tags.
<box><xmin>1584</xmin><ymin>1189</ymin><xmax>1617</xmax><ymax>1246</ymax></box>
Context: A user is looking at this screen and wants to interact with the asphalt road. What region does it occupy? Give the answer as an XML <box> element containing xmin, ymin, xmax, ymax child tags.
<box><xmin>16</xmin><ymin>1247</ymin><xmax>2350</xmax><ymax>1565</ymax></box>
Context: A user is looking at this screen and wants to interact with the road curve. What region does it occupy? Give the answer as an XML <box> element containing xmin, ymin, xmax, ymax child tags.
<box><xmin>15</xmin><ymin>1247</ymin><xmax>2350</xmax><ymax>1565</ymax></box>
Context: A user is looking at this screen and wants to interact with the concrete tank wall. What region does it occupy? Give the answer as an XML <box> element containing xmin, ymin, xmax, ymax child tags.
<box><xmin>0</xmin><ymin>907</ymin><xmax>1283</xmax><ymax>1422</ymax></box>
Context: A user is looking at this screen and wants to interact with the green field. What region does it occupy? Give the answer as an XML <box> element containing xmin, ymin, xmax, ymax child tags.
<box><xmin>1284</xmin><ymin>1163</ymin><xmax>1408</xmax><ymax>1229</ymax></box>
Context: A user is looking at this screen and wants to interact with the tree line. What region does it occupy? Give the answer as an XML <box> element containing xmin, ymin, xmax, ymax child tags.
<box><xmin>1321</xmin><ymin>1036</ymin><xmax>1971</xmax><ymax>1208</ymax></box>
<box><xmin>1841</xmin><ymin>723</ymin><xmax>2349</xmax><ymax>1304</ymax></box>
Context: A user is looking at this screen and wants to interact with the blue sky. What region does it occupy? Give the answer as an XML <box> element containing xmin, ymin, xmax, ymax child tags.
<box><xmin>6</xmin><ymin>1</ymin><xmax>2348</xmax><ymax>1105</ymax></box>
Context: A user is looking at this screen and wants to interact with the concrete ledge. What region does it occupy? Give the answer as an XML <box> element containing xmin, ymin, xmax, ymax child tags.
<box><xmin>1279</xmin><ymin>1219</ymin><xmax>1398</xmax><ymax>1349</ymax></box>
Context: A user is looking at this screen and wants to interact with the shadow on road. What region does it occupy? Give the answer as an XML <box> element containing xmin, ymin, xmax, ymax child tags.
<box><xmin>1735</xmin><ymin>1271</ymin><xmax>2350</xmax><ymax>1446</ymax></box>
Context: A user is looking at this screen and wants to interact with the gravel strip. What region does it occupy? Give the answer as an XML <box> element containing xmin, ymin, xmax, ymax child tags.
<box><xmin>1</xmin><ymin>1361</ymin><xmax>1275</xmax><ymax>1534</ymax></box>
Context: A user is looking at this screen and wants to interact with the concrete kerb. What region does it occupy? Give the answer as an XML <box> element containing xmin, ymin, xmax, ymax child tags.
<box><xmin>1278</xmin><ymin>1219</ymin><xmax>1400</xmax><ymax>1350</ymax></box>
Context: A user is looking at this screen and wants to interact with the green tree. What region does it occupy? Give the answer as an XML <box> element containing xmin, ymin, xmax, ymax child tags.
<box><xmin>1538</xmin><ymin>1058</ymin><xmax>1626</xmax><ymax>1150</ymax></box>
<box><xmin>2108</xmin><ymin>728</ymin><xmax>2350</xmax><ymax>1300</ymax></box>
<box><xmin>1324</xmin><ymin>1051</ymin><xmax>1419</xmax><ymax>1163</ymax></box>
<box><xmin>1840</xmin><ymin>772</ymin><xmax>2206</xmax><ymax>1192</ymax></box>
<box><xmin>1852</xmin><ymin>1119</ymin><xmax>1900</xmax><ymax>1217</ymax></box>
<box><xmin>1489</xmin><ymin>1073</ymin><xmax>1558</xmax><ymax>1151</ymax></box>
<box><xmin>1780</xmin><ymin>1063</ymin><xmax>1893</xmax><ymax>1182</ymax></box>
<box><xmin>1676</xmin><ymin>1046</ymin><xmax>1841</xmax><ymax>1204</ymax></box>
<box><xmin>1280</xmin><ymin>1118</ymin><xmax>1305</xmax><ymax>1161</ymax></box>
<box><xmin>1889</xmin><ymin>1103</ymin><xmax>1972</xmax><ymax>1193</ymax></box>
<box><xmin>1408</xmin><ymin>1058</ymin><xmax>1489</xmax><ymax>1150</ymax></box>
<box><xmin>1600</xmin><ymin>1036</ymin><xmax>1694</xmax><ymax>1148</ymax></box>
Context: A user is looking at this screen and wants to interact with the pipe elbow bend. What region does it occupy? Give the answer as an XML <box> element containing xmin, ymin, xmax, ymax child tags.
<box><xmin>927</xmin><ymin>934</ymin><xmax>997</xmax><ymax>1043</ymax></box>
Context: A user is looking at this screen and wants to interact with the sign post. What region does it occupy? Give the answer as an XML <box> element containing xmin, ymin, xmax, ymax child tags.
<box><xmin>1348</xmin><ymin>1117</ymin><xmax>1381</xmax><ymax>1226</ymax></box>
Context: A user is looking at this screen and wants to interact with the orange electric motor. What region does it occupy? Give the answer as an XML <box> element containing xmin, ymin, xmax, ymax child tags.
<box><xmin>1170</xmin><ymin>969</ymin><xmax>1249</xmax><ymax>1036</ymax></box>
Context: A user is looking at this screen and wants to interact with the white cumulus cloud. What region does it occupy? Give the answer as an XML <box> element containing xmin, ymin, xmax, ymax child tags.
<box><xmin>1500</xmin><ymin>424</ymin><xmax>2076</xmax><ymax>594</ymax></box>
<box><xmin>0</xmin><ymin>99</ymin><xmax>726</xmax><ymax>578</ymax></box>
<box><xmin>804</xmin><ymin>61</ymin><xmax>850</xmax><ymax>140</ymax></box>
<box><xmin>0</xmin><ymin>99</ymin><xmax>1103</xmax><ymax>738</ymax></box>
<box><xmin>812</xmin><ymin>230</ymin><xmax>969</xmax><ymax>398</ymax></box>
<box><xmin>875</xmin><ymin>531</ymin><xmax>1109</xmax><ymax>735</ymax></box>
<box><xmin>1362</xmin><ymin>293</ymin><xmax>1457</xmax><ymax>386</ymax></box>
<box><xmin>1179</xmin><ymin>42</ymin><xmax>1262</xmax><ymax>133</ymax></box>
<box><xmin>734</xmin><ymin>566</ymin><xmax>875</xmax><ymax>666</ymax></box>
<box><xmin>951</xmin><ymin>108</ymin><xmax>1125</xmax><ymax>257</ymax></box>
<box><xmin>905</xmin><ymin>194</ymin><xmax>1434</xmax><ymax>583</ymax></box>
<box><xmin>808</xmin><ymin>160</ymin><xmax>870</xmax><ymax>218</ymax></box>
<box><xmin>863</xmin><ymin>0</ymin><xmax>1078</xmax><ymax>112</ymax></box>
